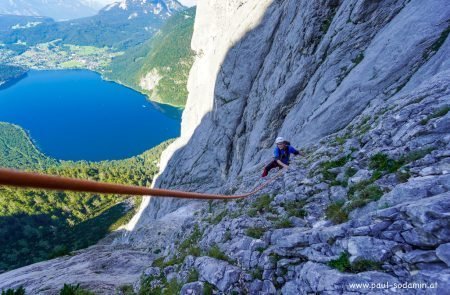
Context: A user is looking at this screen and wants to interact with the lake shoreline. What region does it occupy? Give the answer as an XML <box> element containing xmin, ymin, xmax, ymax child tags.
<box><xmin>0</xmin><ymin>70</ymin><xmax>28</xmax><ymax>90</ymax></box>
<box><xmin>100</xmin><ymin>73</ymin><xmax>186</xmax><ymax>110</ymax></box>
<box><xmin>0</xmin><ymin>69</ymin><xmax>181</xmax><ymax>162</ymax></box>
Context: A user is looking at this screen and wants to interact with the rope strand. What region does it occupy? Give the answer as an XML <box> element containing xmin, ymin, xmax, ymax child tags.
<box><xmin>0</xmin><ymin>168</ymin><xmax>285</xmax><ymax>200</ymax></box>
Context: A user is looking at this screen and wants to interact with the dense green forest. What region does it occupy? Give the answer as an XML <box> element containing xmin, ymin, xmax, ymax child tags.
<box><xmin>0</xmin><ymin>65</ymin><xmax>27</xmax><ymax>86</ymax></box>
<box><xmin>0</xmin><ymin>123</ymin><xmax>56</xmax><ymax>169</ymax></box>
<box><xmin>0</xmin><ymin>122</ymin><xmax>172</xmax><ymax>272</ymax></box>
<box><xmin>105</xmin><ymin>8</ymin><xmax>195</xmax><ymax>107</ymax></box>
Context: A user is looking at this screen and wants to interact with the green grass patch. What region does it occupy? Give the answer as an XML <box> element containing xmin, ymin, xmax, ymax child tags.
<box><xmin>351</xmin><ymin>259</ymin><xmax>383</xmax><ymax>272</ymax></box>
<box><xmin>178</xmin><ymin>224</ymin><xmax>203</xmax><ymax>255</ymax></box>
<box><xmin>349</xmin><ymin>184</ymin><xmax>383</xmax><ymax>201</ymax></box>
<box><xmin>250</xmin><ymin>267</ymin><xmax>263</xmax><ymax>280</ymax></box>
<box><xmin>328</xmin><ymin>252</ymin><xmax>351</xmax><ymax>272</ymax></box>
<box><xmin>327</xmin><ymin>182</ymin><xmax>383</xmax><ymax>224</ymax></box>
<box><xmin>328</xmin><ymin>252</ymin><xmax>382</xmax><ymax>273</ymax></box>
<box><xmin>369</xmin><ymin>153</ymin><xmax>403</xmax><ymax>173</ymax></box>
<box><xmin>207</xmin><ymin>245</ymin><xmax>233</xmax><ymax>263</ymax></box>
<box><xmin>403</xmin><ymin>147</ymin><xmax>435</xmax><ymax>162</ymax></box>
<box><xmin>152</xmin><ymin>225</ymin><xmax>203</xmax><ymax>268</ymax></box>
<box><xmin>283</xmin><ymin>199</ymin><xmax>307</xmax><ymax>218</ymax></box>
<box><xmin>345</xmin><ymin>167</ymin><xmax>357</xmax><ymax>178</ymax></box>
<box><xmin>203</xmin><ymin>282</ymin><xmax>215</xmax><ymax>295</ymax></box>
<box><xmin>1</xmin><ymin>287</ymin><xmax>25</xmax><ymax>295</ymax></box>
<box><xmin>207</xmin><ymin>209</ymin><xmax>228</xmax><ymax>225</ymax></box>
<box><xmin>369</xmin><ymin>148</ymin><xmax>435</xmax><ymax>179</ymax></box>
<box><xmin>119</xmin><ymin>285</ymin><xmax>135</xmax><ymax>295</ymax></box>
<box><xmin>334</xmin><ymin>135</ymin><xmax>349</xmax><ymax>146</ymax></box>
<box><xmin>139</xmin><ymin>275</ymin><xmax>182</xmax><ymax>295</ymax></box>
<box><xmin>396</xmin><ymin>170</ymin><xmax>411</xmax><ymax>183</ymax></box>
<box><xmin>164</xmin><ymin>279</ymin><xmax>183</xmax><ymax>294</ymax></box>
<box><xmin>352</xmin><ymin>52</ymin><xmax>364</xmax><ymax>65</ymax></box>
<box><xmin>325</xmin><ymin>201</ymin><xmax>348</xmax><ymax>224</ymax></box>
<box><xmin>274</xmin><ymin>218</ymin><xmax>294</xmax><ymax>229</ymax></box>
<box><xmin>321</xmin><ymin>18</ymin><xmax>332</xmax><ymax>34</ymax></box>
<box><xmin>151</xmin><ymin>257</ymin><xmax>166</xmax><ymax>268</ymax></box>
<box><xmin>358</xmin><ymin>124</ymin><xmax>371</xmax><ymax>135</ymax></box>
<box><xmin>255</xmin><ymin>246</ymin><xmax>266</xmax><ymax>253</ymax></box>
<box><xmin>286</xmin><ymin>206</ymin><xmax>307</xmax><ymax>218</ymax></box>
<box><xmin>420</xmin><ymin>106</ymin><xmax>450</xmax><ymax>125</ymax></box>
<box><xmin>59</xmin><ymin>284</ymin><xmax>95</xmax><ymax>295</ymax></box>
<box><xmin>318</xmin><ymin>155</ymin><xmax>352</xmax><ymax>184</ymax></box>
<box><xmin>348</xmin><ymin>183</ymin><xmax>383</xmax><ymax>211</ymax></box>
<box><xmin>269</xmin><ymin>253</ymin><xmax>281</xmax><ymax>264</ymax></box>
<box><xmin>423</xmin><ymin>26</ymin><xmax>450</xmax><ymax>59</ymax></box>
<box><xmin>320</xmin><ymin>155</ymin><xmax>351</xmax><ymax>170</ymax></box>
<box><xmin>248</xmin><ymin>194</ymin><xmax>275</xmax><ymax>216</ymax></box>
<box><xmin>322</xmin><ymin>169</ymin><xmax>338</xmax><ymax>182</ymax></box>
<box><xmin>245</xmin><ymin>227</ymin><xmax>266</xmax><ymax>239</ymax></box>
<box><xmin>187</xmin><ymin>269</ymin><xmax>199</xmax><ymax>283</ymax></box>
<box><xmin>223</xmin><ymin>230</ymin><xmax>232</xmax><ymax>242</ymax></box>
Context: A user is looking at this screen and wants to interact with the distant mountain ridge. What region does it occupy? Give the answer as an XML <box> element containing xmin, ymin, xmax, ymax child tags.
<box><xmin>0</xmin><ymin>15</ymin><xmax>53</xmax><ymax>33</ymax></box>
<box><xmin>101</xmin><ymin>0</ymin><xmax>183</xmax><ymax>19</ymax></box>
<box><xmin>0</xmin><ymin>0</ymin><xmax>108</xmax><ymax>20</ymax></box>
<box><xmin>0</xmin><ymin>0</ymin><xmax>186</xmax><ymax>50</ymax></box>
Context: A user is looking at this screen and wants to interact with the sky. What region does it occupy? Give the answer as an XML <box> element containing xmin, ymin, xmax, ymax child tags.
<box><xmin>94</xmin><ymin>0</ymin><xmax>196</xmax><ymax>7</ymax></box>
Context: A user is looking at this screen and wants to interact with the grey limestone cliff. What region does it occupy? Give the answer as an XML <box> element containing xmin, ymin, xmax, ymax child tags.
<box><xmin>0</xmin><ymin>0</ymin><xmax>449</xmax><ymax>294</ymax></box>
<box><xmin>138</xmin><ymin>0</ymin><xmax>450</xmax><ymax>221</ymax></box>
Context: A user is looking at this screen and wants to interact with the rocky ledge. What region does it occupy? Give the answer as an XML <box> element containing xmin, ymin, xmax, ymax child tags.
<box><xmin>131</xmin><ymin>70</ymin><xmax>449</xmax><ymax>294</ymax></box>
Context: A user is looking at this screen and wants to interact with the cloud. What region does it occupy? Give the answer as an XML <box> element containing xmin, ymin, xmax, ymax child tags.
<box><xmin>178</xmin><ymin>0</ymin><xmax>196</xmax><ymax>7</ymax></box>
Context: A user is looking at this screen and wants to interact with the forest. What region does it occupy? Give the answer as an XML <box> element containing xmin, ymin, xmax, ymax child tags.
<box><xmin>0</xmin><ymin>65</ymin><xmax>27</xmax><ymax>86</ymax></box>
<box><xmin>105</xmin><ymin>7</ymin><xmax>196</xmax><ymax>107</ymax></box>
<box><xmin>0</xmin><ymin>122</ymin><xmax>172</xmax><ymax>272</ymax></box>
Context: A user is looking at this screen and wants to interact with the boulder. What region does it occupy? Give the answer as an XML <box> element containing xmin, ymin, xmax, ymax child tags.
<box><xmin>180</xmin><ymin>282</ymin><xmax>204</xmax><ymax>295</ymax></box>
<box><xmin>436</xmin><ymin>243</ymin><xmax>450</xmax><ymax>267</ymax></box>
<box><xmin>347</xmin><ymin>236</ymin><xmax>400</xmax><ymax>262</ymax></box>
<box><xmin>194</xmin><ymin>257</ymin><xmax>241</xmax><ymax>291</ymax></box>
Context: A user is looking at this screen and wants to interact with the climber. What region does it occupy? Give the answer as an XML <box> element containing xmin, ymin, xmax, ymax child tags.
<box><xmin>261</xmin><ymin>137</ymin><xmax>300</xmax><ymax>177</ymax></box>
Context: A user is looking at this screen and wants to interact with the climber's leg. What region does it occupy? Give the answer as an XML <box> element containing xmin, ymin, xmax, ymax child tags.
<box><xmin>262</xmin><ymin>160</ymin><xmax>282</xmax><ymax>177</ymax></box>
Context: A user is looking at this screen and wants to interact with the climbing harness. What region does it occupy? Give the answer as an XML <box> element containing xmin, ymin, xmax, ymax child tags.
<box><xmin>0</xmin><ymin>168</ymin><xmax>286</xmax><ymax>200</ymax></box>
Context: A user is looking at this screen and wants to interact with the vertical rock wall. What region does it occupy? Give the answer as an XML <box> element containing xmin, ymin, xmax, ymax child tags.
<box><xmin>137</xmin><ymin>0</ymin><xmax>450</xmax><ymax>222</ymax></box>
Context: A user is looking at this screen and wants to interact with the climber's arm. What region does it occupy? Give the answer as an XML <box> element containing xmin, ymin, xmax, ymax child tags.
<box><xmin>289</xmin><ymin>146</ymin><xmax>301</xmax><ymax>156</ymax></box>
<box><xmin>276</xmin><ymin>159</ymin><xmax>289</xmax><ymax>168</ymax></box>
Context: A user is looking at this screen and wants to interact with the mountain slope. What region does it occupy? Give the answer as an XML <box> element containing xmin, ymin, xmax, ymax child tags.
<box><xmin>0</xmin><ymin>0</ymin><xmax>449</xmax><ymax>293</ymax></box>
<box><xmin>0</xmin><ymin>15</ymin><xmax>53</xmax><ymax>33</ymax></box>
<box><xmin>0</xmin><ymin>65</ymin><xmax>27</xmax><ymax>87</ymax></box>
<box><xmin>135</xmin><ymin>0</ymin><xmax>450</xmax><ymax>292</ymax></box>
<box><xmin>1</xmin><ymin>0</ymin><xmax>185</xmax><ymax>50</ymax></box>
<box><xmin>0</xmin><ymin>0</ymin><xmax>103</xmax><ymax>20</ymax></box>
<box><xmin>105</xmin><ymin>7</ymin><xmax>195</xmax><ymax>107</ymax></box>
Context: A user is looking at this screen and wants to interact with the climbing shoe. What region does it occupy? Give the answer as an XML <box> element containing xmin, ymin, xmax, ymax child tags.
<box><xmin>261</xmin><ymin>169</ymin><xmax>268</xmax><ymax>177</ymax></box>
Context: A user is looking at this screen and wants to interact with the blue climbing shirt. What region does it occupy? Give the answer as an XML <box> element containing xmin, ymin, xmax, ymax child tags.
<box><xmin>273</xmin><ymin>145</ymin><xmax>299</xmax><ymax>164</ymax></box>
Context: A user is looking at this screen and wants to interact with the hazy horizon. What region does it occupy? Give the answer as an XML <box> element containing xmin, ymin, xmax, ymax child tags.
<box><xmin>95</xmin><ymin>0</ymin><xmax>196</xmax><ymax>7</ymax></box>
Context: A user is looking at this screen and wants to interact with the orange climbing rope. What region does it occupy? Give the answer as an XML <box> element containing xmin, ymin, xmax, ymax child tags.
<box><xmin>0</xmin><ymin>168</ymin><xmax>285</xmax><ymax>200</ymax></box>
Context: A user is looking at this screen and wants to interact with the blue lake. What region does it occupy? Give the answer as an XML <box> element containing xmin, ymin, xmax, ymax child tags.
<box><xmin>0</xmin><ymin>70</ymin><xmax>181</xmax><ymax>161</ymax></box>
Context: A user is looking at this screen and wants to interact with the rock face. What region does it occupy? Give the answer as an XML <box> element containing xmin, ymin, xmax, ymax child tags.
<box><xmin>139</xmin><ymin>69</ymin><xmax>162</xmax><ymax>92</ymax></box>
<box><xmin>139</xmin><ymin>0</ymin><xmax>450</xmax><ymax>219</ymax></box>
<box><xmin>0</xmin><ymin>0</ymin><xmax>449</xmax><ymax>294</ymax></box>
